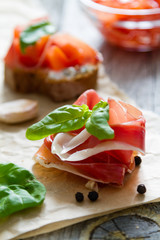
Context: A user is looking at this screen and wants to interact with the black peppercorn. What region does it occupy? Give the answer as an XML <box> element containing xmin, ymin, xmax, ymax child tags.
<box><xmin>75</xmin><ymin>192</ymin><xmax>84</xmax><ymax>202</ymax></box>
<box><xmin>134</xmin><ymin>156</ymin><xmax>142</xmax><ymax>166</ymax></box>
<box><xmin>88</xmin><ymin>191</ymin><xmax>98</xmax><ymax>201</ymax></box>
<box><xmin>137</xmin><ymin>184</ymin><xmax>146</xmax><ymax>194</ymax></box>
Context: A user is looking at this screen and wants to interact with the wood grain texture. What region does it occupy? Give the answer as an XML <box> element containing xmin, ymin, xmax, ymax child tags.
<box><xmin>82</xmin><ymin>203</ymin><xmax>160</xmax><ymax>240</ymax></box>
<box><xmin>26</xmin><ymin>203</ymin><xmax>160</xmax><ymax>240</ymax></box>
<box><xmin>25</xmin><ymin>0</ymin><xmax>160</xmax><ymax>239</ymax></box>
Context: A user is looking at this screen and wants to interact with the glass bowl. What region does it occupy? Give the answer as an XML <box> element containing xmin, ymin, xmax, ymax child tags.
<box><xmin>80</xmin><ymin>0</ymin><xmax>160</xmax><ymax>51</ymax></box>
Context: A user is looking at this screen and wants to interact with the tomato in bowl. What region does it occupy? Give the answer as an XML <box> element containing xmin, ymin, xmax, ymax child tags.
<box><xmin>80</xmin><ymin>0</ymin><xmax>160</xmax><ymax>51</ymax></box>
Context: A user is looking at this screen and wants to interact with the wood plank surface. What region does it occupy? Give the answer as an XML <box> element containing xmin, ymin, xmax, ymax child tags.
<box><xmin>26</xmin><ymin>0</ymin><xmax>160</xmax><ymax>239</ymax></box>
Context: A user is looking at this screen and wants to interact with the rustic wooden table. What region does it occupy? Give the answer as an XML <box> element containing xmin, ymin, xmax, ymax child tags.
<box><xmin>27</xmin><ymin>0</ymin><xmax>160</xmax><ymax>239</ymax></box>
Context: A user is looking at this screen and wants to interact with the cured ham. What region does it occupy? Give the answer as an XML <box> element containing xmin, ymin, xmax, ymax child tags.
<box><xmin>34</xmin><ymin>89</ymin><xmax>145</xmax><ymax>185</ymax></box>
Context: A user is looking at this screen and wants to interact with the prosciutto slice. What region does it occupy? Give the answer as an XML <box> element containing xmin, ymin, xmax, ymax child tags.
<box><xmin>34</xmin><ymin>89</ymin><xmax>145</xmax><ymax>185</ymax></box>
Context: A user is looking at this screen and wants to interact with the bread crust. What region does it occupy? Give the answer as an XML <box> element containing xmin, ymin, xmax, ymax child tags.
<box><xmin>4</xmin><ymin>64</ymin><xmax>98</xmax><ymax>102</ymax></box>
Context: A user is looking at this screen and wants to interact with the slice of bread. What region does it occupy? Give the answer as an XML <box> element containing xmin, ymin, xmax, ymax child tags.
<box><xmin>5</xmin><ymin>64</ymin><xmax>98</xmax><ymax>102</ymax></box>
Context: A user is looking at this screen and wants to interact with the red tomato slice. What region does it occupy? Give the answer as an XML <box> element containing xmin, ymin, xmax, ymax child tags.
<box><xmin>59</xmin><ymin>43</ymin><xmax>81</xmax><ymax>66</ymax></box>
<box><xmin>45</xmin><ymin>46</ymin><xmax>69</xmax><ymax>70</ymax></box>
<box><xmin>5</xmin><ymin>34</ymin><xmax>50</xmax><ymax>68</ymax></box>
<box><xmin>51</xmin><ymin>33</ymin><xmax>99</xmax><ymax>65</ymax></box>
<box><xmin>18</xmin><ymin>35</ymin><xmax>50</xmax><ymax>67</ymax></box>
<box><xmin>4</xmin><ymin>42</ymin><xmax>17</xmax><ymax>68</ymax></box>
<box><xmin>93</xmin><ymin>0</ymin><xmax>160</xmax><ymax>9</ymax></box>
<box><xmin>4</xmin><ymin>24</ymin><xmax>100</xmax><ymax>70</ymax></box>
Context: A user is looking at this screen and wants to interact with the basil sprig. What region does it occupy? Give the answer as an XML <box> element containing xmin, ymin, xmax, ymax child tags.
<box><xmin>85</xmin><ymin>101</ymin><xmax>114</xmax><ymax>140</ymax></box>
<box><xmin>26</xmin><ymin>101</ymin><xmax>114</xmax><ymax>141</ymax></box>
<box><xmin>20</xmin><ymin>20</ymin><xmax>56</xmax><ymax>53</ymax></box>
<box><xmin>0</xmin><ymin>163</ymin><xmax>46</xmax><ymax>218</ymax></box>
<box><xmin>26</xmin><ymin>104</ymin><xmax>91</xmax><ymax>140</ymax></box>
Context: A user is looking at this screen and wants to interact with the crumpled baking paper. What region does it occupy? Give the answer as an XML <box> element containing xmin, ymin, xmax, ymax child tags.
<box><xmin>1</xmin><ymin>1</ymin><xmax>160</xmax><ymax>240</ymax></box>
<box><xmin>1</xmin><ymin>100</ymin><xmax>160</xmax><ymax>240</ymax></box>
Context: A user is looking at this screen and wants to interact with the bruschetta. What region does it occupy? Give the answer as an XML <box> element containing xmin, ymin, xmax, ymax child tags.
<box><xmin>4</xmin><ymin>19</ymin><xmax>101</xmax><ymax>102</ymax></box>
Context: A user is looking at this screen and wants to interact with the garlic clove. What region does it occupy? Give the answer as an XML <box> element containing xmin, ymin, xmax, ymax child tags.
<box><xmin>0</xmin><ymin>99</ymin><xmax>38</xmax><ymax>124</ymax></box>
<box><xmin>85</xmin><ymin>180</ymin><xmax>99</xmax><ymax>192</ymax></box>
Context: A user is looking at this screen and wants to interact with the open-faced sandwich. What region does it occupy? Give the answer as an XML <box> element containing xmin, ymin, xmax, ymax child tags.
<box><xmin>26</xmin><ymin>89</ymin><xmax>146</xmax><ymax>186</ymax></box>
<box><xmin>4</xmin><ymin>19</ymin><xmax>101</xmax><ymax>102</ymax></box>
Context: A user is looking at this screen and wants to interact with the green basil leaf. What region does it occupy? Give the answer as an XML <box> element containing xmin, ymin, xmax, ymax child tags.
<box><xmin>26</xmin><ymin>104</ymin><xmax>91</xmax><ymax>140</ymax></box>
<box><xmin>20</xmin><ymin>20</ymin><xmax>56</xmax><ymax>53</ymax></box>
<box><xmin>85</xmin><ymin>100</ymin><xmax>114</xmax><ymax>140</ymax></box>
<box><xmin>0</xmin><ymin>163</ymin><xmax>46</xmax><ymax>218</ymax></box>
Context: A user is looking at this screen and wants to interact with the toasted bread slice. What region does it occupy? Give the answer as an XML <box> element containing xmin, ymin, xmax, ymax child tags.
<box><xmin>5</xmin><ymin>64</ymin><xmax>98</xmax><ymax>102</ymax></box>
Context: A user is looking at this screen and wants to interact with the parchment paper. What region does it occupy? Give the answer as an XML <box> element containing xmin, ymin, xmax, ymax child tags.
<box><xmin>1</xmin><ymin>1</ymin><xmax>160</xmax><ymax>240</ymax></box>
